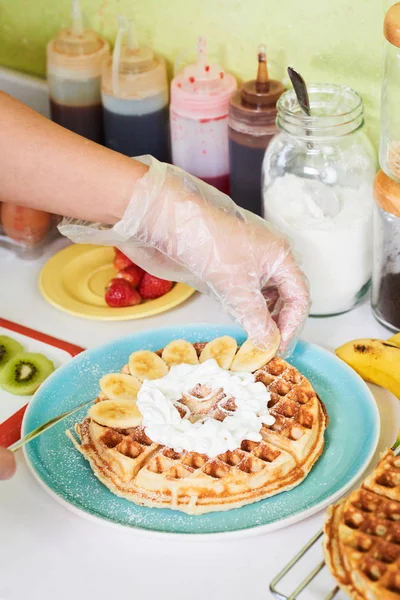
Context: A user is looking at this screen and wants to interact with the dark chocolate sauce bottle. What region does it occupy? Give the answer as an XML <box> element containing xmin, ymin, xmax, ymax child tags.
<box><xmin>101</xmin><ymin>18</ymin><xmax>170</xmax><ymax>161</ymax></box>
<box><xmin>47</xmin><ymin>0</ymin><xmax>109</xmax><ymax>144</ymax></box>
<box><xmin>228</xmin><ymin>46</ymin><xmax>284</xmax><ymax>216</ymax></box>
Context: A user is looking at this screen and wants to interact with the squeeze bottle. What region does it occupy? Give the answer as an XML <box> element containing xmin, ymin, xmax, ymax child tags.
<box><xmin>102</xmin><ymin>17</ymin><xmax>170</xmax><ymax>160</ymax></box>
<box><xmin>47</xmin><ymin>0</ymin><xmax>109</xmax><ymax>143</ymax></box>
<box><xmin>170</xmin><ymin>37</ymin><xmax>237</xmax><ymax>194</ymax></box>
<box><xmin>229</xmin><ymin>46</ymin><xmax>284</xmax><ymax>215</ymax></box>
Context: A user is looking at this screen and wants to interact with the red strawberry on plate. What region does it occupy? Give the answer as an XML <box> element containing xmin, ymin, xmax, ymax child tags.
<box><xmin>116</xmin><ymin>264</ymin><xmax>144</xmax><ymax>288</ymax></box>
<box><xmin>139</xmin><ymin>273</ymin><xmax>173</xmax><ymax>300</ymax></box>
<box><xmin>113</xmin><ymin>248</ymin><xmax>133</xmax><ymax>271</ymax></box>
<box><xmin>105</xmin><ymin>278</ymin><xmax>142</xmax><ymax>308</ymax></box>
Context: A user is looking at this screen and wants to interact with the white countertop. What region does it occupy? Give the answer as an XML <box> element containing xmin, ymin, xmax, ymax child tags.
<box><xmin>0</xmin><ymin>238</ymin><xmax>398</xmax><ymax>600</ymax></box>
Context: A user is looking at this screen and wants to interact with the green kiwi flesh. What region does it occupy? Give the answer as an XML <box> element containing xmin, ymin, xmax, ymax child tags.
<box><xmin>0</xmin><ymin>336</ymin><xmax>24</xmax><ymax>371</ymax></box>
<box><xmin>0</xmin><ymin>352</ymin><xmax>55</xmax><ymax>395</ymax></box>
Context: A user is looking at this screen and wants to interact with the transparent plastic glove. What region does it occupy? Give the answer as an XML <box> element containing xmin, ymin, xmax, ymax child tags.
<box><xmin>59</xmin><ymin>156</ymin><xmax>310</xmax><ymax>355</ymax></box>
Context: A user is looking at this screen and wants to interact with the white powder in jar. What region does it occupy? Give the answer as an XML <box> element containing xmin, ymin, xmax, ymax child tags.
<box><xmin>263</xmin><ymin>174</ymin><xmax>373</xmax><ymax>315</ymax></box>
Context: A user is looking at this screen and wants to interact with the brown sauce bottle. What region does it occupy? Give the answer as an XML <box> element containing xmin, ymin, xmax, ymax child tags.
<box><xmin>228</xmin><ymin>46</ymin><xmax>284</xmax><ymax>216</ymax></box>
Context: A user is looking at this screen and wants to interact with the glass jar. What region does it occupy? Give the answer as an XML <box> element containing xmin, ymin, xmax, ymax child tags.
<box><xmin>372</xmin><ymin>170</ymin><xmax>400</xmax><ymax>332</ymax></box>
<box><xmin>262</xmin><ymin>84</ymin><xmax>376</xmax><ymax>317</ymax></box>
<box><xmin>380</xmin><ymin>2</ymin><xmax>400</xmax><ymax>183</ymax></box>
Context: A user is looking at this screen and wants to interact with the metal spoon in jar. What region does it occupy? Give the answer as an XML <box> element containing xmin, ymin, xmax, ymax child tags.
<box><xmin>287</xmin><ymin>66</ymin><xmax>340</xmax><ymax>218</ymax></box>
<box><xmin>287</xmin><ymin>67</ymin><xmax>313</xmax><ymax>145</ymax></box>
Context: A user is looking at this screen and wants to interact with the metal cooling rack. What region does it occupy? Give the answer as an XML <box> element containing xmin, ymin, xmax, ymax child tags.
<box><xmin>269</xmin><ymin>528</ymin><xmax>339</xmax><ymax>599</ymax></box>
<box><xmin>270</xmin><ymin>443</ymin><xmax>400</xmax><ymax>600</ymax></box>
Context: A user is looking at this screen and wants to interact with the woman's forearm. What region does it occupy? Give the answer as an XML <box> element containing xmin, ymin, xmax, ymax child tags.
<box><xmin>0</xmin><ymin>92</ymin><xmax>148</xmax><ymax>224</ymax></box>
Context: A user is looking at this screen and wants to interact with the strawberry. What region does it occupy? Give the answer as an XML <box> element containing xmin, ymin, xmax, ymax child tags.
<box><xmin>113</xmin><ymin>248</ymin><xmax>133</xmax><ymax>271</ymax></box>
<box><xmin>105</xmin><ymin>278</ymin><xmax>142</xmax><ymax>308</ymax></box>
<box><xmin>139</xmin><ymin>273</ymin><xmax>173</xmax><ymax>299</ymax></box>
<box><xmin>116</xmin><ymin>264</ymin><xmax>144</xmax><ymax>288</ymax></box>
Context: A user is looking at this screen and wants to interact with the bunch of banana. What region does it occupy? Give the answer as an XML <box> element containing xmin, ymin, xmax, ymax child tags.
<box><xmin>336</xmin><ymin>332</ymin><xmax>400</xmax><ymax>399</ymax></box>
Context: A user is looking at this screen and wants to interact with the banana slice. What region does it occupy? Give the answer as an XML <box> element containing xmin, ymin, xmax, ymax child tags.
<box><xmin>89</xmin><ymin>399</ymin><xmax>143</xmax><ymax>428</ymax></box>
<box><xmin>100</xmin><ymin>373</ymin><xmax>142</xmax><ymax>401</ymax></box>
<box><xmin>162</xmin><ymin>339</ymin><xmax>199</xmax><ymax>367</ymax></box>
<box><xmin>230</xmin><ymin>332</ymin><xmax>281</xmax><ymax>373</ymax></box>
<box><xmin>199</xmin><ymin>336</ymin><xmax>238</xmax><ymax>369</ymax></box>
<box><xmin>128</xmin><ymin>350</ymin><xmax>168</xmax><ymax>381</ymax></box>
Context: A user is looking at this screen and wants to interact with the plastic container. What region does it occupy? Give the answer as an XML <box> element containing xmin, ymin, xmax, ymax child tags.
<box><xmin>228</xmin><ymin>46</ymin><xmax>284</xmax><ymax>215</ymax></box>
<box><xmin>0</xmin><ymin>204</ymin><xmax>58</xmax><ymax>259</ymax></box>
<box><xmin>262</xmin><ymin>84</ymin><xmax>376</xmax><ymax>317</ymax></box>
<box><xmin>102</xmin><ymin>18</ymin><xmax>170</xmax><ymax>160</ymax></box>
<box><xmin>380</xmin><ymin>2</ymin><xmax>400</xmax><ymax>183</ymax></box>
<box><xmin>372</xmin><ymin>170</ymin><xmax>400</xmax><ymax>332</ymax></box>
<box><xmin>170</xmin><ymin>37</ymin><xmax>237</xmax><ymax>194</ymax></box>
<box><xmin>47</xmin><ymin>0</ymin><xmax>109</xmax><ymax>143</ymax></box>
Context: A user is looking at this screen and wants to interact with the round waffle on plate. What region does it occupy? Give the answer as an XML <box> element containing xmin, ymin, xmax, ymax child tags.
<box><xmin>69</xmin><ymin>336</ymin><xmax>328</xmax><ymax>515</ymax></box>
<box><xmin>324</xmin><ymin>449</ymin><xmax>400</xmax><ymax>600</ymax></box>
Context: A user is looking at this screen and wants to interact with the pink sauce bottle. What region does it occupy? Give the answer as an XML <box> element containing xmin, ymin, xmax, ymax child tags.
<box><xmin>170</xmin><ymin>37</ymin><xmax>237</xmax><ymax>194</ymax></box>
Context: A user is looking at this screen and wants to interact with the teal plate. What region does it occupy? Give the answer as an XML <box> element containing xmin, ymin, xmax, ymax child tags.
<box><xmin>23</xmin><ymin>324</ymin><xmax>380</xmax><ymax>539</ymax></box>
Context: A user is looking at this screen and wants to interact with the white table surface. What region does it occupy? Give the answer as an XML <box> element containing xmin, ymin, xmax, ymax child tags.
<box><xmin>0</xmin><ymin>237</ymin><xmax>398</xmax><ymax>600</ymax></box>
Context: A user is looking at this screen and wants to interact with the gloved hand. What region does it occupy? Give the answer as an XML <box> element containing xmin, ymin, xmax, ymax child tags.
<box><xmin>0</xmin><ymin>447</ymin><xmax>16</xmax><ymax>480</ymax></box>
<box><xmin>60</xmin><ymin>156</ymin><xmax>310</xmax><ymax>355</ymax></box>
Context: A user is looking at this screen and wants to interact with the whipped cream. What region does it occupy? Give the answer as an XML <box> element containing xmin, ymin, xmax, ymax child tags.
<box><xmin>136</xmin><ymin>359</ymin><xmax>275</xmax><ymax>457</ymax></box>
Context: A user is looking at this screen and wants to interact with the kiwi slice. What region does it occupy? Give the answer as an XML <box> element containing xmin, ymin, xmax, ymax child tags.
<box><xmin>0</xmin><ymin>336</ymin><xmax>24</xmax><ymax>371</ymax></box>
<box><xmin>0</xmin><ymin>352</ymin><xmax>55</xmax><ymax>396</ymax></box>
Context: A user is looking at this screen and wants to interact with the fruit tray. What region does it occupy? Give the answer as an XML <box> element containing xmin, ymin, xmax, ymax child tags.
<box><xmin>0</xmin><ymin>214</ymin><xmax>60</xmax><ymax>260</ymax></box>
<box><xmin>0</xmin><ymin>318</ymin><xmax>84</xmax><ymax>446</ymax></box>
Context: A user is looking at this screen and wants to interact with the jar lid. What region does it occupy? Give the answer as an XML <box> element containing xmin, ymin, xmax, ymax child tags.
<box><xmin>384</xmin><ymin>2</ymin><xmax>400</xmax><ymax>48</ymax></box>
<box><xmin>374</xmin><ymin>170</ymin><xmax>400</xmax><ymax>217</ymax></box>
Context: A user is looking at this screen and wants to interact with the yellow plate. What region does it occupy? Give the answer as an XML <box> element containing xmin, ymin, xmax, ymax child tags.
<box><xmin>39</xmin><ymin>244</ymin><xmax>196</xmax><ymax>320</ymax></box>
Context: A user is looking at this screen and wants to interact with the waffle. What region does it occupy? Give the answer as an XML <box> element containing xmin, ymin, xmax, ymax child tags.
<box><xmin>69</xmin><ymin>341</ymin><xmax>327</xmax><ymax>515</ymax></box>
<box><xmin>324</xmin><ymin>449</ymin><xmax>400</xmax><ymax>599</ymax></box>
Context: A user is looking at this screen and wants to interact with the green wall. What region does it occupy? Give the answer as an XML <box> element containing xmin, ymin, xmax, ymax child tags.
<box><xmin>0</xmin><ymin>0</ymin><xmax>393</xmax><ymax>146</ymax></box>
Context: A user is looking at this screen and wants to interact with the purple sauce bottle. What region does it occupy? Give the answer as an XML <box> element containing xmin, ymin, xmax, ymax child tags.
<box><xmin>101</xmin><ymin>18</ymin><xmax>170</xmax><ymax>161</ymax></box>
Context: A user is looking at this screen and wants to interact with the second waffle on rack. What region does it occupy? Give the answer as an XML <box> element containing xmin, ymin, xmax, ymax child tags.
<box><xmin>324</xmin><ymin>448</ymin><xmax>400</xmax><ymax>599</ymax></box>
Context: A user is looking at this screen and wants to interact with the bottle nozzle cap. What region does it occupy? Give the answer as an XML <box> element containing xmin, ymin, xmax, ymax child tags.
<box><xmin>71</xmin><ymin>0</ymin><xmax>83</xmax><ymax>35</ymax></box>
<box><xmin>52</xmin><ymin>0</ymin><xmax>104</xmax><ymax>56</ymax></box>
<box><xmin>103</xmin><ymin>15</ymin><xmax>167</xmax><ymax>98</ymax></box>
<box><xmin>256</xmin><ymin>44</ymin><xmax>270</xmax><ymax>93</ymax></box>
<box><xmin>178</xmin><ymin>36</ymin><xmax>229</xmax><ymax>93</ymax></box>
<box><xmin>112</xmin><ymin>17</ymin><xmax>155</xmax><ymax>78</ymax></box>
<box><xmin>47</xmin><ymin>1</ymin><xmax>108</xmax><ymax>79</ymax></box>
<box><xmin>240</xmin><ymin>44</ymin><xmax>284</xmax><ymax>108</ymax></box>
